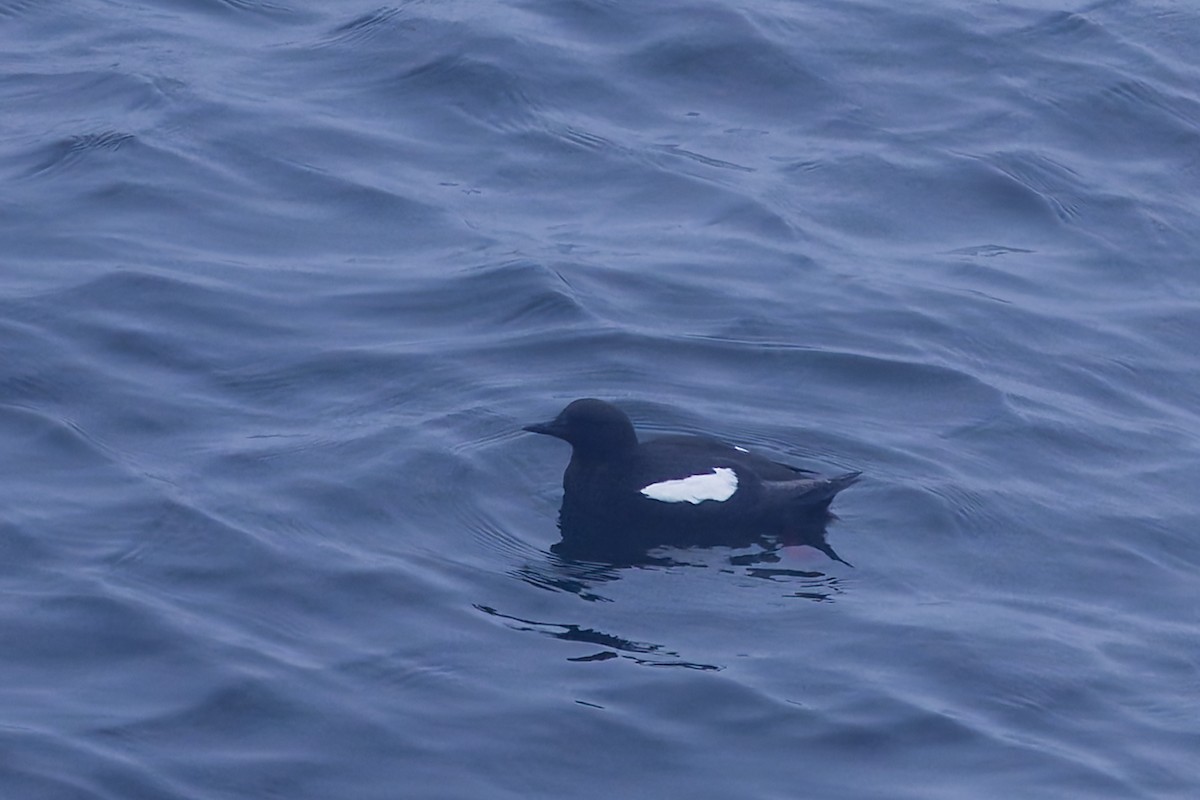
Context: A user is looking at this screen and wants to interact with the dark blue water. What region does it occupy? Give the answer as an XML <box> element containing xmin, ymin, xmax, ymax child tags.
<box><xmin>3</xmin><ymin>1</ymin><xmax>1199</xmax><ymax>797</ymax></box>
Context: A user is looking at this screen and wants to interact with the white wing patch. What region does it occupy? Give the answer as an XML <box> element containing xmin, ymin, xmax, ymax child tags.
<box><xmin>639</xmin><ymin>467</ymin><xmax>738</xmax><ymax>504</ymax></box>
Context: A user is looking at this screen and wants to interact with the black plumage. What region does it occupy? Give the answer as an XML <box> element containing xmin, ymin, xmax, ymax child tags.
<box><xmin>524</xmin><ymin>398</ymin><xmax>860</xmax><ymax>564</ymax></box>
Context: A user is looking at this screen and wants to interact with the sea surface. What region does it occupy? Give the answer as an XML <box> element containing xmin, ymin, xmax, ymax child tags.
<box><xmin>2</xmin><ymin>1</ymin><xmax>1199</xmax><ymax>797</ymax></box>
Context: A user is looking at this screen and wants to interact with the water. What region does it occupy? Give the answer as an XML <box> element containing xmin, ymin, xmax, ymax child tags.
<box><xmin>2</xmin><ymin>1</ymin><xmax>1199</xmax><ymax>797</ymax></box>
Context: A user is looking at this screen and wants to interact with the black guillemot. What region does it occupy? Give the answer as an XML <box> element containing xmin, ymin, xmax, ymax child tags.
<box><xmin>524</xmin><ymin>398</ymin><xmax>860</xmax><ymax>565</ymax></box>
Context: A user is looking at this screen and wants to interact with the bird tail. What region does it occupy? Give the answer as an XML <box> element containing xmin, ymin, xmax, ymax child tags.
<box><xmin>796</xmin><ymin>471</ymin><xmax>861</xmax><ymax>509</ymax></box>
<box><xmin>781</xmin><ymin>471</ymin><xmax>861</xmax><ymax>567</ymax></box>
<box><xmin>763</xmin><ymin>470</ymin><xmax>861</xmax><ymax>512</ymax></box>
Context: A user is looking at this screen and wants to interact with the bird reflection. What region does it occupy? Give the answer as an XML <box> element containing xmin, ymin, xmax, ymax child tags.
<box><xmin>490</xmin><ymin>520</ymin><xmax>847</xmax><ymax>671</ymax></box>
<box><xmin>552</xmin><ymin>503</ymin><xmax>853</xmax><ymax>568</ymax></box>
<box><xmin>506</xmin><ymin>514</ymin><xmax>848</xmax><ymax>605</ymax></box>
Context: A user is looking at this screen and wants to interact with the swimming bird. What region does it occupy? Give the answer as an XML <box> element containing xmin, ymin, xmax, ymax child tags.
<box><xmin>523</xmin><ymin>398</ymin><xmax>860</xmax><ymax>564</ymax></box>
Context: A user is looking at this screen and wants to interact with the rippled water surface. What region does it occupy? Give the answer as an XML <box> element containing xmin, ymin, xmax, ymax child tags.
<box><xmin>3</xmin><ymin>1</ymin><xmax>1199</xmax><ymax>797</ymax></box>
